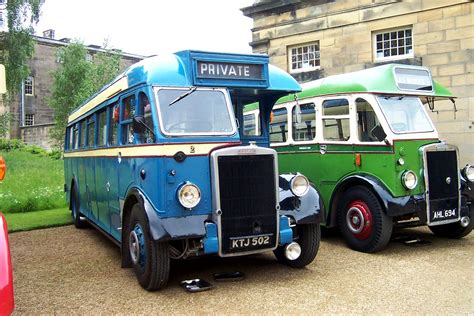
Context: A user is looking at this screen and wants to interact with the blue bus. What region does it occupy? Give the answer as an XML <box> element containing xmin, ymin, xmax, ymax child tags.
<box><xmin>64</xmin><ymin>50</ymin><xmax>322</xmax><ymax>290</ymax></box>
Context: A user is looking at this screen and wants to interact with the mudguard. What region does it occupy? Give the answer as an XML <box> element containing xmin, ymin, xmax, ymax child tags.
<box><xmin>124</xmin><ymin>188</ymin><xmax>210</xmax><ymax>242</ymax></box>
<box><xmin>0</xmin><ymin>213</ymin><xmax>14</xmax><ymax>315</ymax></box>
<box><xmin>278</xmin><ymin>174</ymin><xmax>322</xmax><ymax>224</ymax></box>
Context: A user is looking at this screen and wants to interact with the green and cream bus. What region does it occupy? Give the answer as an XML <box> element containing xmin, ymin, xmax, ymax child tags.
<box><xmin>244</xmin><ymin>64</ymin><xmax>473</xmax><ymax>253</ymax></box>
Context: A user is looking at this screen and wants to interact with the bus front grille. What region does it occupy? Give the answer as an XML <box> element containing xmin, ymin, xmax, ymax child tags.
<box><xmin>425</xmin><ymin>148</ymin><xmax>460</xmax><ymax>224</ymax></box>
<box><xmin>217</xmin><ymin>154</ymin><xmax>278</xmax><ymax>255</ymax></box>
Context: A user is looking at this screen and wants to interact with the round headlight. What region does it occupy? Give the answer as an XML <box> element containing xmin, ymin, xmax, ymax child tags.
<box><xmin>177</xmin><ymin>182</ymin><xmax>201</xmax><ymax>209</ymax></box>
<box><xmin>290</xmin><ymin>174</ymin><xmax>310</xmax><ymax>197</ymax></box>
<box><xmin>462</xmin><ymin>165</ymin><xmax>474</xmax><ymax>182</ymax></box>
<box><xmin>402</xmin><ymin>170</ymin><xmax>417</xmax><ymax>190</ymax></box>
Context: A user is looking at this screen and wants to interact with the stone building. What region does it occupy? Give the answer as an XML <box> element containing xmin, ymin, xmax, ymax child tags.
<box><xmin>1</xmin><ymin>32</ymin><xmax>143</xmax><ymax>148</ymax></box>
<box><xmin>242</xmin><ymin>0</ymin><xmax>474</xmax><ymax>164</ymax></box>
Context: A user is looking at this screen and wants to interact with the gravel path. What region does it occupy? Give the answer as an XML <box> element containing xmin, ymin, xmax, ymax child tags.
<box><xmin>9</xmin><ymin>225</ymin><xmax>474</xmax><ymax>314</ymax></box>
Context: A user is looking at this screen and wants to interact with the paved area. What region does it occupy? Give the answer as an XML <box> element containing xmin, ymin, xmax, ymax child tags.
<box><xmin>9</xmin><ymin>225</ymin><xmax>474</xmax><ymax>314</ymax></box>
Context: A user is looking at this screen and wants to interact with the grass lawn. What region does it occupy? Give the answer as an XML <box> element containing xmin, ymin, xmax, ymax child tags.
<box><xmin>0</xmin><ymin>150</ymin><xmax>66</xmax><ymax>213</ymax></box>
<box><xmin>4</xmin><ymin>207</ymin><xmax>71</xmax><ymax>233</ymax></box>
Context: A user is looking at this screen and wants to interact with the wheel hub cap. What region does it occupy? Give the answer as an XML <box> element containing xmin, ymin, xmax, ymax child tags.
<box><xmin>129</xmin><ymin>224</ymin><xmax>146</xmax><ymax>269</ymax></box>
<box><xmin>346</xmin><ymin>201</ymin><xmax>373</xmax><ymax>240</ymax></box>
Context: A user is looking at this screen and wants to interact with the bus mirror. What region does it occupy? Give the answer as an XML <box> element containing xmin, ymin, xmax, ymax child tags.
<box><xmin>132</xmin><ymin>116</ymin><xmax>147</xmax><ymax>134</ymax></box>
<box><xmin>370</xmin><ymin>125</ymin><xmax>387</xmax><ymax>142</ymax></box>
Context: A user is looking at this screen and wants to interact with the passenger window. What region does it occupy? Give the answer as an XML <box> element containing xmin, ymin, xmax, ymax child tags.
<box><xmin>292</xmin><ymin>103</ymin><xmax>315</xmax><ymax>141</ymax></box>
<box><xmin>356</xmin><ymin>98</ymin><xmax>381</xmax><ymax>142</ymax></box>
<box><xmin>322</xmin><ymin>99</ymin><xmax>350</xmax><ymax>141</ymax></box>
<box><xmin>87</xmin><ymin>116</ymin><xmax>95</xmax><ymax>148</ymax></box>
<box><xmin>121</xmin><ymin>96</ymin><xmax>135</xmax><ymax>145</ymax></box>
<box><xmin>109</xmin><ymin>103</ymin><xmax>119</xmax><ymax>145</ymax></box>
<box><xmin>270</xmin><ymin>108</ymin><xmax>288</xmax><ymax>143</ymax></box>
<box><xmin>243</xmin><ymin>103</ymin><xmax>261</xmax><ymax>136</ymax></box>
<box><xmin>80</xmin><ymin>120</ymin><xmax>86</xmax><ymax>148</ymax></box>
<box><xmin>97</xmin><ymin>110</ymin><xmax>107</xmax><ymax>147</ymax></box>
<box><xmin>138</xmin><ymin>92</ymin><xmax>155</xmax><ymax>144</ymax></box>
<box><xmin>73</xmin><ymin>125</ymin><xmax>79</xmax><ymax>150</ymax></box>
<box><xmin>68</xmin><ymin>127</ymin><xmax>73</xmax><ymax>150</ymax></box>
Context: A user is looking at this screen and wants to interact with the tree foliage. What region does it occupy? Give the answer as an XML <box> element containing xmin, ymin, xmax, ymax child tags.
<box><xmin>0</xmin><ymin>0</ymin><xmax>42</xmax><ymax>97</ymax></box>
<box><xmin>48</xmin><ymin>41</ymin><xmax>121</xmax><ymax>146</ymax></box>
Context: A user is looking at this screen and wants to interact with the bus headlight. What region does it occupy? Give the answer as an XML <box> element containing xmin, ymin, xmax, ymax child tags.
<box><xmin>290</xmin><ymin>174</ymin><xmax>310</xmax><ymax>197</ymax></box>
<box><xmin>177</xmin><ymin>182</ymin><xmax>201</xmax><ymax>209</ymax></box>
<box><xmin>402</xmin><ymin>170</ymin><xmax>417</xmax><ymax>190</ymax></box>
<box><xmin>462</xmin><ymin>164</ymin><xmax>474</xmax><ymax>182</ymax></box>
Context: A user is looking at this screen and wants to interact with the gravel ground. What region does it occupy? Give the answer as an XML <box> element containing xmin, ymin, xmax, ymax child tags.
<box><xmin>9</xmin><ymin>225</ymin><xmax>474</xmax><ymax>314</ymax></box>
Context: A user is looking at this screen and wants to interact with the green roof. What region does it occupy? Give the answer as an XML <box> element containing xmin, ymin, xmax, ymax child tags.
<box><xmin>277</xmin><ymin>64</ymin><xmax>454</xmax><ymax>104</ymax></box>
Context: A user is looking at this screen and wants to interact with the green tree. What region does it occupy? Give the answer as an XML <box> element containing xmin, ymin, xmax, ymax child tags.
<box><xmin>1</xmin><ymin>0</ymin><xmax>42</xmax><ymax>97</ymax></box>
<box><xmin>48</xmin><ymin>41</ymin><xmax>121</xmax><ymax>146</ymax></box>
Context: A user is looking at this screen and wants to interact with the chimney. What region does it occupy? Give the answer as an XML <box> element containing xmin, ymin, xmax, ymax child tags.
<box><xmin>43</xmin><ymin>29</ymin><xmax>55</xmax><ymax>39</ymax></box>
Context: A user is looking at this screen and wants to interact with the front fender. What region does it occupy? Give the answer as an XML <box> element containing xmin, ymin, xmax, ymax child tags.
<box><xmin>278</xmin><ymin>174</ymin><xmax>322</xmax><ymax>224</ymax></box>
<box><xmin>0</xmin><ymin>213</ymin><xmax>14</xmax><ymax>315</ymax></box>
<box><xmin>125</xmin><ymin>188</ymin><xmax>210</xmax><ymax>242</ymax></box>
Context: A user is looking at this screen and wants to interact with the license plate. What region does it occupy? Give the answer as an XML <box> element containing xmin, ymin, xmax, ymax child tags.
<box><xmin>428</xmin><ymin>206</ymin><xmax>459</xmax><ymax>225</ymax></box>
<box><xmin>229</xmin><ymin>234</ymin><xmax>273</xmax><ymax>250</ymax></box>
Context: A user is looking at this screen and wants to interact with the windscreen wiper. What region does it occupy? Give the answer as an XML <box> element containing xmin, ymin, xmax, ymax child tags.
<box><xmin>168</xmin><ymin>87</ymin><xmax>197</xmax><ymax>106</ymax></box>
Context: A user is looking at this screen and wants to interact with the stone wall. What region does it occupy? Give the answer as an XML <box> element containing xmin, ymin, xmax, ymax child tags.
<box><xmin>20</xmin><ymin>123</ymin><xmax>55</xmax><ymax>149</ymax></box>
<box><xmin>243</xmin><ymin>0</ymin><xmax>474</xmax><ymax>165</ymax></box>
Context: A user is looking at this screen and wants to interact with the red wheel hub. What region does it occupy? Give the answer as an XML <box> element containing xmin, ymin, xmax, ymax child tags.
<box><xmin>346</xmin><ymin>200</ymin><xmax>373</xmax><ymax>240</ymax></box>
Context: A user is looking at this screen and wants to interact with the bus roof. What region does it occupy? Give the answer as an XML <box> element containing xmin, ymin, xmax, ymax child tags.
<box><xmin>276</xmin><ymin>64</ymin><xmax>454</xmax><ymax>104</ymax></box>
<box><xmin>68</xmin><ymin>50</ymin><xmax>300</xmax><ymax>123</ymax></box>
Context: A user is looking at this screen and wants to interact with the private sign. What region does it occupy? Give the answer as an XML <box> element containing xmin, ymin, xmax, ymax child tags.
<box><xmin>197</xmin><ymin>61</ymin><xmax>262</xmax><ymax>80</ymax></box>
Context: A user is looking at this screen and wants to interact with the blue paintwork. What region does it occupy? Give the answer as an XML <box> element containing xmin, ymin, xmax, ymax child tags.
<box><xmin>279</xmin><ymin>216</ymin><xmax>293</xmax><ymax>245</ymax></box>
<box><xmin>64</xmin><ymin>50</ymin><xmax>310</xmax><ymax>253</ymax></box>
<box><xmin>203</xmin><ymin>222</ymin><xmax>219</xmax><ymax>254</ymax></box>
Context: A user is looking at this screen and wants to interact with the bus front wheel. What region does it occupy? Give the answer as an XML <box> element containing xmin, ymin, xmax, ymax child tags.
<box><xmin>338</xmin><ymin>186</ymin><xmax>392</xmax><ymax>253</ymax></box>
<box><xmin>274</xmin><ymin>223</ymin><xmax>321</xmax><ymax>268</ymax></box>
<box><xmin>128</xmin><ymin>203</ymin><xmax>170</xmax><ymax>291</ymax></box>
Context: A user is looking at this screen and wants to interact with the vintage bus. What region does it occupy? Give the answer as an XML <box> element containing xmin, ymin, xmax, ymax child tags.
<box><xmin>64</xmin><ymin>50</ymin><xmax>322</xmax><ymax>290</ymax></box>
<box><xmin>245</xmin><ymin>64</ymin><xmax>473</xmax><ymax>253</ymax></box>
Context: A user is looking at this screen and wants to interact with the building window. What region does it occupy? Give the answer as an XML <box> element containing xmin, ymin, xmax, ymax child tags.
<box><xmin>374</xmin><ymin>27</ymin><xmax>413</xmax><ymax>61</ymax></box>
<box><xmin>24</xmin><ymin>114</ymin><xmax>34</xmax><ymax>126</ymax></box>
<box><xmin>86</xmin><ymin>53</ymin><xmax>93</xmax><ymax>62</ymax></box>
<box><xmin>24</xmin><ymin>76</ymin><xmax>34</xmax><ymax>95</ymax></box>
<box><xmin>288</xmin><ymin>42</ymin><xmax>320</xmax><ymax>73</ymax></box>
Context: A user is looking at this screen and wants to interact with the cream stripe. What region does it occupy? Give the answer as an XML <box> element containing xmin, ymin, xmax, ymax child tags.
<box><xmin>68</xmin><ymin>76</ymin><xmax>129</xmax><ymax>123</ymax></box>
<box><xmin>63</xmin><ymin>142</ymin><xmax>235</xmax><ymax>158</ymax></box>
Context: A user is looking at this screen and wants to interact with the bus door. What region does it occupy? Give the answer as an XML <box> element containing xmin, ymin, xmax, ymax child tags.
<box><xmin>317</xmin><ymin>96</ymin><xmax>357</xmax><ymax>200</ymax></box>
<box><xmin>85</xmin><ymin>114</ymin><xmax>99</xmax><ymax>222</ymax></box>
<box><xmin>94</xmin><ymin>107</ymin><xmax>112</xmax><ymax>233</ymax></box>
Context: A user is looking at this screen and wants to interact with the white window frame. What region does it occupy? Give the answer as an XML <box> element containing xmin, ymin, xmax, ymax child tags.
<box><xmin>24</xmin><ymin>114</ymin><xmax>35</xmax><ymax>126</ymax></box>
<box><xmin>288</xmin><ymin>42</ymin><xmax>320</xmax><ymax>74</ymax></box>
<box><xmin>24</xmin><ymin>76</ymin><xmax>34</xmax><ymax>96</ymax></box>
<box><xmin>373</xmin><ymin>26</ymin><xmax>414</xmax><ymax>62</ymax></box>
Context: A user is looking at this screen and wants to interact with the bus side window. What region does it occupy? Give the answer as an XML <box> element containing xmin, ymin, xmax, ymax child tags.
<box><xmin>73</xmin><ymin>124</ymin><xmax>79</xmax><ymax>150</ymax></box>
<box><xmin>97</xmin><ymin>109</ymin><xmax>107</xmax><ymax>147</ymax></box>
<box><xmin>270</xmin><ymin>108</ymin><xmax>288</xmax><ymax>143</ymax></box>
<box><xmin>356</xmin><ymin>98</ymin><xmax>381</xmax><ymax>142</ymax></box>
<box><xmin>121</xmin><ymin>95</ymin><xmax>135</xmax><ymax>145</ymax></box>
<box><xmin>79</xmin><ymin>120</ymin><xmax>86</xmax><ymax>149</ymax></box>
<box><xmin>322</xmin><ymin>98</ymin><xmax>350</xmax><ymax>141</ymax></box>
<box><xmin>138</xmin><ymin>92</ymin><xmax>155</xmax><ymax>144</ymax></box>
<box><xmin>292</xmin><ymin>103</ymin><xmax>315</xmax><ymax>141</ymax></box>
<box><xmin>87</xmin><ymin>116</ymin><xmax>96</xmax><ymax>148</ymax></box>
<box><xmin>109</xmin><ymin>103</ymin><xmax>119</xmax><ymax>146</ymax></box>
<box><xmin>68</xmin><ymin>126</ymin><xmax>74</xmax><ymax>150</ymax></box>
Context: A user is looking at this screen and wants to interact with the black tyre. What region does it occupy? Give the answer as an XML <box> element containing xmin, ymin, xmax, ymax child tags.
<box><xmin>338</xmin><ymin>186</ymin><xmax>392</xmax><ymax>253</ymax></box>
<box><xmin>274</xmin><ymin>223</ymin><xmax>320</xmax><ymax>268</ymax></box>
<box><xmin>428</xmin><ymin>207</ymin><xmax>473</xmax><ymax>238</ymax></box>
<box><xmin>128</xmin><ymin>203</ymin><xmax>169</xmax><ymax>291</ymax></box>
<box><xmin>71</xmin><ymin>185</ymin><xmax>86</xmax><ymax>229</ymax></box>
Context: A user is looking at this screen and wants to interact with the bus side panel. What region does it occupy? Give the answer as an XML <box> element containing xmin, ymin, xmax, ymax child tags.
<box><xmin>104</xmin><ymin>156</ymin><xmax>120</xmax><ymax>240</ymax></box>
<box><xmin>95</xmin><ymin>156</ymin><xmax>111</xmax><ymax>233</ymax></box>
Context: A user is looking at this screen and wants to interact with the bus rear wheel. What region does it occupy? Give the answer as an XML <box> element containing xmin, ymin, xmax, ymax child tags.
<box><xmin>338</xmin><ymin>186</ymin><xmax>392</xmax><ymax>253</ymax></box>
<box><xmin>274</xmin><ymin>223</ymin><xmax>321</xmax><ymax>268</ymax></box>
<box><xmin>71</xmin><ymin>186</ymin><xmax>86</xmax><ymax>229</ymax></box>
<box><xmin>128</xmin><ymin>203</ymin><xmax>169</xmax><ymax>291</ymax></box>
